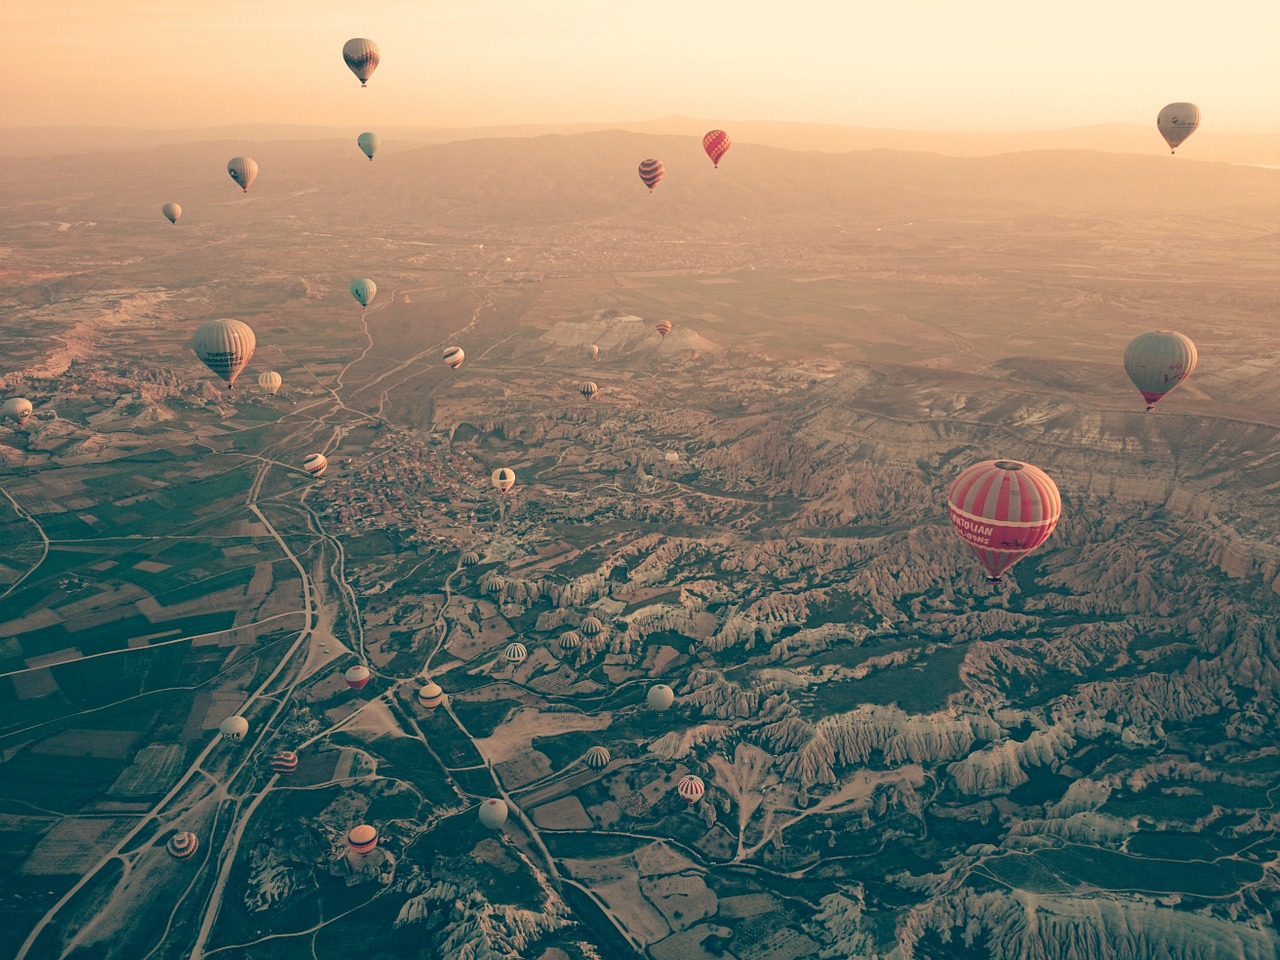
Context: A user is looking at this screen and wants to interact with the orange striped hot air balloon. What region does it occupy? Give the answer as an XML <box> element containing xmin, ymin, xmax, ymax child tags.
<box><xmin>167</xmin><ymin>831</ymin><xmax>200</xmax><ymax>861</ymax></box>
<box><xmin>638</xmin><ymin>159</ymin><xmax>665</xmax><ymax>191</ymax></box>
<box><xmin>655</xmin><ymin>320</ymin><xmax>672</xmax><ymax>339</ymax></box>
<box><xmin>271</xmin><ymin>751</ymin><xmax>298</xmax><ymax>774</ymax></box>
<box><xmin>678</xmin><ymin>775</ymin><xmax>705</xmax><ymax>804</ymax></box>
<box><xmin>702</xmin><ymin>130</ymin><xmax>730</xmax><ymax>168</ymax></box>
<box><xmin>347</xmin><ymin>824</ymin><xmax>378</xmax><ymax>855</ymax></box>
<box><xmin>947</xmin><ymin>459</ymin><xmax>1061</xmax><ymax>585</ymax></box>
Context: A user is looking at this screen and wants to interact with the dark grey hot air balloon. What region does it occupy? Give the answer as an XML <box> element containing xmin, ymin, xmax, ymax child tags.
<box><xmin>1157</xmin><ymin>103</ymin><xmax>1200</xmax><ymax>153</ymax></box>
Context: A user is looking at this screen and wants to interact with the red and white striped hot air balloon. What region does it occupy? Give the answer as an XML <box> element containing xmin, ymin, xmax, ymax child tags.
<box><xmin>947</xmin><ymin>460</ymin><xmax>1061</xmax><ymax>585</ymax></box>
<box><xmin>417</xmin><ymin>681</ymin><xmax>443</xmax><ymax>709</ymax></box>
<box><xmin>584</xmin><ymin>746</ymin><xmax>611</xmax><ymax>770</ymax></box>
<box><xmin>443</xmin><ymin>346</ymin><xmax>465</xmax><ymax>370</ymax></box>
<box><xmin>166</xmin><ymin>831</ymin><xmax>200</xmax><ymax>861</ymax></box>
<box><xmin>677</xmin><ymin>774</ymin><xmax>705</xmax><ymax>805</ymax></box>
<box><xmin>303</xmin><ymin>453</ymin><xmax>328</xmax><ymax>477</ymax></box>
<box><xmin>271</xmin><ymin>751</ymin><xmax>298</xmax><ymax>774</ymax></box>
<box><xmin>347</xmin><ymin>824</ymin><xmax>378</xmax><ymax>856</ymax></box>
<box><xmin>655</xmin><ymin>320</ymin><xmax>672</xmax><ymax>339</ymax></box>
<box><xmin>702</xmin><ymin>130</ymin><xmax>730</xmax><ymax>168</ymax></box>
<box><xmin>638</xmin><ymin>159</ymin><xmax>665</xmax><ymax>191</ymax></box>
<box><xmin>344</xmin><ymin>664</ymin><xmax>371</xmax><ymax>689</ymax></box>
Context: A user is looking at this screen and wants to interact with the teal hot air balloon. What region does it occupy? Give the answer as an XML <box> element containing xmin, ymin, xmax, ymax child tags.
<box><xmin>349</xmin><ymin>278</ymin><xmax>377</xmax><ymax>308</ymax></box>
<box><xmin>357</xmin><ymin>132</ymin><xmax>380</xmax><ymax>160</ymax></box>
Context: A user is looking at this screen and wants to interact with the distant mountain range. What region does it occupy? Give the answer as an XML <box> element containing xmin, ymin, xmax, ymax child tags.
<box><xmin>4</xmin><ymin>115</ymin><xmax>1277</xmax><ymax>166</ymax></box>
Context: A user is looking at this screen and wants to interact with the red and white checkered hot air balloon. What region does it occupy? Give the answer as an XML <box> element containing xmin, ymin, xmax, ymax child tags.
<box><xmin>638</xmin><ymin>159</ymin><xmax>665</xmax><ymax>191</ymax></box>
<box><xmin>677</xmin><ymin>774</ymin><xmax>705</xmax><ymax>805</ymax></box>
<box><xmin>702</xmin><ymin>130</ymin><xmax>730</xmax><ymax>168</ymax></box>
<box><xmin>947</xmin><ymin>460</ymin><xmax>1061</xmax><ymax>586</ymax></box>
<box><xmin>344</xmin><ymin>664</ymin><xmax>371</xmax><ymax>690</ymax></box>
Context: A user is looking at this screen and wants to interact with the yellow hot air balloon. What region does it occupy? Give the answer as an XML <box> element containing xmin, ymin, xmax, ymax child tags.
<box><xmin>227</xmin><ymin>157</ymin><xmax>258</xmax><ymax>192</ymax></box>
<box><xmin>343</xmin><ymin>38</ymin><xmax>380</xmax><ymax>86</ymax></box>
<box><xmin>258</xmin><ymin>371</ymin><xmax>282</xmax><ymax>396</ymax></box>
<box><xmin>191</xmin><ymin>319</ymin><xmax>255</xmax><ymax>392</ymax></box>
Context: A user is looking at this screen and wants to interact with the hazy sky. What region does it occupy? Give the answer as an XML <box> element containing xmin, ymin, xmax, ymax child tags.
<box><xmin>3</xmin><ymin>1</ymin><xmax>1277</xmax><ymax>132</ymax></box>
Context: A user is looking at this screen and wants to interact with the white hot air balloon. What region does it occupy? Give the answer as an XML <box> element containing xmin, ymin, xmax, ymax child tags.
<box><xmin>162</xmin><ymin>202</ymin><xmax>182</xmax><ymax>224</ymax></box>
<box><xmin>226</xmin><ymin>156</ymin><xmax>258</xmax><ymax>192</ymax></box>
<box><xmin>220</xmin><ymin>716</ymin><xmax>249</xmax><ymax>741</ymax></box>
<box><xmin>478</xmin><ymin>798</ymin><xmax>508</xmax><ymax>829</ymax></box>
<box><xmin>1124</xmin><ymin>330</ymin><xmax>1198</xmax><ymax>412</ymax></box>
<box><xmin>1157</xmin><ymin>102</ymin><xmax>1201</xmax><ymax>154</ymax></box>
<box><xmin>3</xmin><ymin>398</ymin><xmax>33</xmax><ymax>427</ymax></box>
<box><xmin>647</xmin><ymin>684</ymin><xmax>675</xmax><ymax>711</ymax></box>
<box><xmin>678</xmin><ymin>774</ymin><xmax>705</xmax><ymax>804</ymax></box>
<box><xmin>303</xmin><ymin>453</ymin><xmax>328</xmax><ymax>477</ymax></box>
<box><xmin>191</xmin><ymin>319</ymin><xmax>255</xmax><ymax>391</ymax></box>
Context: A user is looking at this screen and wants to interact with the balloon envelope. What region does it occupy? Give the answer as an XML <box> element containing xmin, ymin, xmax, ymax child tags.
<box><xmin>580</xmin><ymin>380</ymin><xmax>598</xmax><ymax>400</ymax></box>
<box><xmin>638</xmin><ymin>158</ymin><xmax>665</xmax><ymax>190</ymax></box>
<box><xmin>258</xmin><ymin>371</ymin><xmax>282</xmax><ymax>395</ymax></box>
<box><xmin>585</xmin><ymin>746</ymin><xmax>611</xmax><ymax>769</ymax></box>
<box><xmin>656</xmin><ymin>320</ymin><xmax>672</xmax><ymax>338</ymax></box>
<box><xmin>587</xmin><ymin>344</ymin><xmax>600</xmax><ymax>360</ymax></box>
<box><xmin>580</xmin><ymin>615</ymin><xmax>603</xmax><ymax>636</ymax></box>
<box><xmin>417</xmin><ymin>681</ymin><xmax>443</xmax><ymax>708</ymax></box>
<box><xmin>703</xmin><ymin>130</ymin><xmax>731</xmax><ymax>167</ymax></box>
<box><xmin>167</xmin><ymin>832</ymin><xmax>200</xmax><ymax>861</ymax></box>
<box><xmin>3</xmin><ymin>398</ymin><xmax>33</xmax><ymax>426</ymax></box>
<box><xmin>1124</xmin><ymin>330</ymin><xmax>1197</xmax><ymax>411</ymax></box>
<box><xmin>342</xmin><ymin>38</ymin><xmax>380</xmax><ymax>85</ymax></box>
<box><xmin>303</xmin><ymin>453</ymin><xmax>328</xmax><ymax>477</ymax></box>
<box><xmin>647</xmin><ymin>684</ymin><xmax>675</xmax><ymax>711</ymax></box>
<box><xmin>504</xmin><ymin>642</ymin><xmax>527</xmax><ymax>664</ymax></box>
<box><xmin>678</xmin><ymin>774</ymin><xmax>705</xmax><ymax>804</ymax></box>
<box><xmin>947</xmin><ymin>459</ymin><xmax>1061</xmax><ymax>584</ymax></box>
<box><xmin>162</xmin><ymin>202</ymin><xmax>182</xmax><ymax>224</ymax></box>
<box><xmin>347</xmin><ymin>824</ymin><xmax>378</xmax><ymax>854</ymax></box>
<box><xmin>357</xmin><ymin>131</ymin><xmax>380</xmax><ymax>160</ymax></box>
<box><xmin>220</xmin><ymin>716</ymin><xmax>248</xmax><ymax>741</ymax></box>
<box><xmin>443</xmin><ymin>346</ymin><xmax>465</xmax><ymax>369</ymax></box>
<box><xmin>345</xmin><ymin>664</ymin><xmax>371</xmax><ymax>689</ymax></box>
<box><xmin>349</xmin><ymin>277</ymin><xmax>377</xmax><ymax>307</ymax></box>
<box><xmin>191</xmin><ymin>319</ymin><xmax>255</xmax><ymax>388</ymax></box>
<box><xmin>492</xmin><ymin>468</ymin><xmax>515</xmax><ymax>493</ymax></box>
<box><xmin>271</xmin><ymin>751</ymin><xmax>298</xmax><ymax>774</ymax></box>
<box><xmin>559</xmin><ymin>631</ymin><xmax>581</xmax><ymax>650</ymax></box>
<box><xmin>227</xmin><ymin>156</ymin><xmax>258</xmax><ymax>192</ymax></box>
<box><xmin>1157</xmin><ymin>102</ymin><xmax>1200</xmax><ymax>152</ymax></box>
<box><xmin>478</xmin><ymin>798</ymin><xmax>508</xmax><ymax>828</ymax></box>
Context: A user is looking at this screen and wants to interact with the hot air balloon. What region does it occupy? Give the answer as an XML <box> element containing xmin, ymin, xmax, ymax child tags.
<box><xmin>638</xmin><ymin>159</ymin><xmax>665</xmax><ymax>191</ymax></box>
<box><xmin>357</xmin><ymin>131</ymin><xmax>380</xmax><ymax>160</ymax></box>
<box><xmin>271</xmin><ymin>751</ymin><xmax>298</xmax><ymax>774</ymax></box>
<box><xmin>587</xmin><ymin>344</ymin><xmax>600</xmax><ymax>361</ymax></box>
<box><xmin>479</xmin><ymin>798</ymin><xmax>508</xmax><ymax>829</ymax></box>
<box><xmin>417</xmin><ymin>681</ymin><xmax>443</xmax><ymax>709</ymax></box>
<box><xmin>1157</xmin><ymin>102</ymin><xmax>1200</xmax><ymax>153</ymax></box>
<box><xmin>191</xmin><ymin>319</ymin><xmax>255</xmax><ymax>391</ymax></box>
<box><xmin>344</xmin><ymin>664</ymin><xmax>371</xmax><ymax>689</ymax></box>
<box><xmin>492</xmin><ymin>468</ymin><xmax>515</xmax><ymax>494</ymax></box>
<box><xmin>947</xmin><ymin>460</ymin><xmax>1061</xmax><ymax>585</ymax></box>
<box><xmin>347</xmin><ymin>824</ymin><xmax>378</xmax><ymax>855</ymax></box>
<box><xmin>443</xmin><ymin>346</ymin><xmax>465</xmax><ymax>370</ymax></box>
<box><xmin>678</xmin><ymin>774</ymin><xmax>705</xmax><ymax>804</ymax></box>
<box><xmin>1124</xmin><ymin>330</ymin><xmax>1197</xmax><ymax>412</ymax></box>
<box><xmin>3</xmin><ymin>398</ymin><xmax>33</xmax><ymax>427</ymax></box>
<box><xmin>483</xmin><ymin>574</ymin><xmax>506</xmax><ymax>595</ymax></box>
<box><xmin>664</xmin><ymin>451</ymin><xmax>680</xmax><ymax>464</ymax></box>
<box><xmin>702</xmin><ymin>130</ymin><xmax>731</xmax><ymax>168</ymax></box>
<box><xmin>584</xmin><ymin>746</ymin><xmax>611</xmax><ymax>770</ymax></box>
<box><xmin>349</xmin><ymin>277</ymin><xmax>377</xmax><ymax>308</ymax></box>
<box><xmin>258</xmin><ymin>371</ymin><xmax>282</xmax><ymax>396</ymax></box>
<box><xmin>559</xmin><ymin>631</ymin><xmax>581</xmax><ymax>651</ymax></box>
<box><xmin>342</xmin><ymin>38</ymin><xmax>380</xmax><ymax>86</ymax></box>
<box><xmin>504</xmin><ymin>642</ymin><xmax>527</xmax><ymax>665</ymax></box>
<box><xmin>656</xmin><ymin>320</ymin><xmax>673</xmax><ymax>339</ymax></box>
<box><xmin>647</xmin><ymin>684</ymin><xmax>675</xmax><ymax>711</ymax></box>
<box><xmin>303</xmin><ymin>453</ymin><xmax>328</xmax><ymax>477</ymax></box>
<box><xmin>579</xmin><ymin>380</ymin><xmax>598</xmax><ymax>400</ymax></box>
<box><xmin>220</xmin><ymin>716</ymin><xmax>249</xmax><ymax>741</ymax></box>
<box><xmin>461</xmin><ymin>551</ymin><xmax>480</xmax><ymax>566</ymax></box>
<box><xmin>162</xmin><ymin>202</ymin><xmax>182</xmax><ymax>224</ymax></box>
<box><xmin>580</xmin><ymin>616</ymin><xmax>603</xmax><ymax>636</ymax></box>
<box><xmin>227</xmin><ymin>156</ymin><xmax>258</xmax><ymax>192</ymax></box>
<box><xmin>166</xmin><ymin>832</ymin><xmax>200</xmax><ymax>861</ymax></box>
